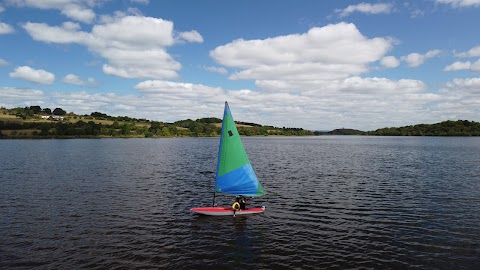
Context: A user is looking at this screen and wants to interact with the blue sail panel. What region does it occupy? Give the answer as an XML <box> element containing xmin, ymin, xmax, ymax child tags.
<box><xmin>215</xmin><ymin>163</ymin><xmax>263</xmax><ymax>196</ymax></box>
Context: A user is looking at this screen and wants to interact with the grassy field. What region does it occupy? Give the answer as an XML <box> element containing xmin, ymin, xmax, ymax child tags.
<box><xmin>0</xmin><ymin>113</ymin><xmax>150</xmax><ymax>127</ymax></box>
<box><xmin>1</xmin><ymin>110</ymin><xmax>247</xmax><ymax>129</ymax></box>
<box><xmin>0</xmin><ymin>114</ymin><xmax>21</xmax><ymax>121</ymax></box>
<box><xmin>0</xmin><ymin>111</ymin><xmax>264</xmax><ymax>139</ymax></box>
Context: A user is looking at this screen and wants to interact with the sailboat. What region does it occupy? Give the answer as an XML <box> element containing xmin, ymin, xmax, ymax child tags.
<box><xmin>190</xmin><ymin>102</ymin><xmax>265</xmax><ymax>216</ymax></box>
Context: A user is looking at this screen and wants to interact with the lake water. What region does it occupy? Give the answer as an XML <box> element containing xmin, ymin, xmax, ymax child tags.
<box><xmin>1</xmin><ymin>137</ymin><xmax>479</xmax><ymax>269</ymax></box>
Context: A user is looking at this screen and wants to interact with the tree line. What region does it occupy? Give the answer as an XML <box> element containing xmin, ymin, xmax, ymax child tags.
<box><xmin>0</xmin><ymin>120</ymin><xmax>314</xmax><ymax>138</ymax></box>
<box><xmin>366</xmin><ymin>120</ymin><xmax>480</xmax><ymax>136</ymax></box>
<box><xmin>3</xmin><ymin>106</ymin><xmax>478</xmax><ymax>138</ymax></box>
<box><xmin>9</xmin><ymin>106</ymin><xmax>66</xmax><ymax>119</ymax></box>
<box><xmin>0</xmin><ymin>107</ymin><xmax>314</xmax><ymax>138</ymax></box>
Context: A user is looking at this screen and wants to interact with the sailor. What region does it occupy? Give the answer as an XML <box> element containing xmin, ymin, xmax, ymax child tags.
<box><xmin>232</xmin><ymin>197</ymin><xmax>241</xmax><ymax>212</ymax></box>
<box><xmin>238</xmin><ymin>196</ymin><xmax>248</xmax><ymax>210</ymax></box>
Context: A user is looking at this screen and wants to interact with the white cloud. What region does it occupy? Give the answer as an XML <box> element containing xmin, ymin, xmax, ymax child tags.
<box><xmin>62</xmin><ymin>74</ymin><xmax>86</xmax><ymax>85</ymax></box>
<box><xmin>443</xmin><ymin>59</ymin><xmax>480</xmax><ymax>73</ymax></box>
<box><xmin>0</xmin><ymin>59</ymin><xmax>9</xmax><ymax>66</ymax></box>
<box><xmin>338</xmin><ymin>77</ymin><xmax>426</xmax><ymax>94</ymax></box>
<box><xmin>255</xmin><ymin>76</ymin><xmax>426</xmax><ymax>95</ymax></box>
<box><xmin>443</xmin><ymin>77</ymin><xmax>480</xmax><ymax>92</ymax></box>
<box><xmin>0</xmin><ymin>22</ymin><xmax>14</xmax><ymax>34</ymax></box>
<box><xmin>437</xmin><ymin>77</ymin><xmax>480</xmax><ymax>120</ymax></box>
<box><xmin>87</xmin><ymin>77</ymin><xmax>98</xmax><ymax>85</ymax></box>
<box><xmin>454</xmin><ymin>45</ymin><xmax>480</xmax><ymax>57</ymax></box>
<box><xmin>443</xmin><ymin>45</ymin><xmax>480</xmax><ymax>72</ymax></box>
<box><xmin>61</xmin><ymin>3</ymin><xmax>95</xmax><ymax>23</ymax></box>
<box><xmin>211</xmin><ymin>22</ymin><xmax>393</xmax><ymax>83</ymax></box>
<box><xmin>206</xmin><ymin>22</ymin><xmax>459</xmax><ymax>130</ymax></box>
<box><xmin>409</xmin><ymin>8</ymin><xmax>425</xmax><ymax>18</ymax></box>
<box><xmin>99</xmin><ymin>9</ymin><xmax>143</xmax><ymax>24</ymax></box>
<box><xmin>435</xmin><ymin>0</ymin><xmax>480</xmax><ymax>7</ymax></box>
<box><xmin>131</xmin><ymin>80</ymin><xmax>319</xmax><ymax>127</ymax></box>
<box><xmin>203</xmin><ymin>66</ymin><xmax>228</xmax><ymax>75</ymax></box>
<box><xmin>401</xmin><ymin>49</ymin><xmax>441</xmax><ymax>67</ymax></box>
<box><xmin>101</xmin><ymin>49</ymin><xmax>180</xmax><ymax>79</ymax></box>
<box><xmin>23</xmin><ymin>22</ymin><xmax>86</xmax><ymax>43</ymax></box>
<box><xmin>0</xmin><ymin>87</ymin><xmax>46</xmax><ymax>107</ymax></box>
<box><xmin>9</xmin><ymin>66</ymin><xmax>55</xmax><ymax>85</ymax></box>
<box><xmin>444</xmin><ymin>61</ymin><xmax>471</xmax><ymax>71</ymax></box>
<box><xmin>471</xmin><ymin>59</ymin><xmax>480</xmax><ymax>73</ymax></box>
<box><xmin>135</xmin><ymin>80</ymin><xmax>225</xmax><ymax>99</ymax></box>
<box><xmin>125</xmin><ymin>7</ymin><xmax>143</xmax><ymax>16</ymax></box>
<box><xmin>427</xmin><ymin>50</ymin><xmax>442</xmax><ymax>57</ymax></box>
<box><xmin>131</xmin><ymin>0</ymin><xmax>149</xmax><ymax>5</ymax></box>
<box><xmin>91</xmin><ymin>16</ymin><xmax>176</xmax><ymax>47</ymax></box>
<box><xmin>1</xmin><ymin>75</ymin><xmax>479</xmax><ymax>130</ymax></box>
<box><xmin>22</xmin><ymin>15</ymin><xmax>203</xmax><ymax>79</ymax></box>
<box><xmin>380</xmin><ymin>56</ymin><xmax>400</xmax><ymax>68</ymax></box>
<box><xmin>6</xmin><ymin>0</ymin><xmax>96</xmax><ymax>23</ymax></box>
<box><xmin>439</xmin><ymin>78</ymin><xmax>480</xmax><ymax>119</ymax></box>
<box><xmin>130</xmin><ymin>77</ymin><xmax>434</xmax><ymax>130</ymax></box>
<box><xmin>178</xmin><ymin>30</ymin><xmax>204</xmax><ymax>43</ymax></box>
<box><xmin>336</xmin><ymin>3</ymin><xmax>393</xmax><ymax>17</ymax></box>
<box><xmin>127</xmin><ymin>77</ymin><xmax>455</xmax><ymax>130</ymax></box>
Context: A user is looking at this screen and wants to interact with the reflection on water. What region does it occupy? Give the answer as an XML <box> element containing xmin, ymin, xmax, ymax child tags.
<box><xmin>1</xmin><ymin>137</ymin><xmax>479</xmax><ymax>269</ymax></box>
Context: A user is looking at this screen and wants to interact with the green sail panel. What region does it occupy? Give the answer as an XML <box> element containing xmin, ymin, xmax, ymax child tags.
<box><xmin>214</xmin><ymin>102</ymin><xmax>264</xmax><ymax>197</ymax></box>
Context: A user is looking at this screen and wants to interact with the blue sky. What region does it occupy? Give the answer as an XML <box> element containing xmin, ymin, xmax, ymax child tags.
<box><xmin>1</xmin><ymin>0</ymin><xmax>480</xmax><ymax>130</ymax></box>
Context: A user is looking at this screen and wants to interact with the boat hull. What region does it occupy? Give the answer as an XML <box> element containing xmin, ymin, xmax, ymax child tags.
<box><xmin>190</xmin><ymin>206</ymin><xmax>265</xmax><ymax>216</ymax></box>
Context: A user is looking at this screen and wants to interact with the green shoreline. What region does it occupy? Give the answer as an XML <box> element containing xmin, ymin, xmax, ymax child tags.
<box><xmin>2</xmin><ymin>107</ymin><xmax>480</xmax><ymax>138</ymax></box>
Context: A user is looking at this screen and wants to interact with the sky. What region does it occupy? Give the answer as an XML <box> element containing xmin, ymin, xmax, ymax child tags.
<box><xmin>1</xmin><ymin>0</ymin><xmax>480</xmax><ymax>131</ymax></box>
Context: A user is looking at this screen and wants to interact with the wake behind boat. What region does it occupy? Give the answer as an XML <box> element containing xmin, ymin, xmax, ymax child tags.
<box><xmin>190</xmin><ymin>102</ymin><xmax>265</xmax><ymax>216</ymax></box>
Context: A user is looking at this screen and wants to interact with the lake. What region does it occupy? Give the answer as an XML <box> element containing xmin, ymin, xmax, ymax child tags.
<box><xmin>1</xmin><ymin>136</ymin><xmax>479</xmax><ymax>269</ymax></box>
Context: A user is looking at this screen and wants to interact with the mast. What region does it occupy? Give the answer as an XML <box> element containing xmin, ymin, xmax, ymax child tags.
<box><xmin>213</xmin><ymin>101</ymin><xmax>228</xmax><ymax>206</ymax></box>
<box><xmin>212</xmin><ymin>191</ymin><xmax>216</xmax><ymax>207</ymax></box>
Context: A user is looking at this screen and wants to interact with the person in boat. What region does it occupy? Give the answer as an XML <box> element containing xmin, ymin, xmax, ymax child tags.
<box><xmin>232</xmin><ymin>195</ymin><xmax>248</xmax><ymax>211</ymax></box>
<box><xmin>232</xmin><ymin>197</ymin><xmax>241</xmax><ymax>212</ymax></box>
<box><xmin>238</xmin><ymin>195</ymin><xmax>248</xmax><ymax>210</ymax></box>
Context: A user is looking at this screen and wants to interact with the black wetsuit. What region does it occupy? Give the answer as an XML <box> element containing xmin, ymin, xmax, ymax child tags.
<box><xmin>239</xmin><ymin>197</ymin><xmax>247</xmax><ymax>210</ymax></box>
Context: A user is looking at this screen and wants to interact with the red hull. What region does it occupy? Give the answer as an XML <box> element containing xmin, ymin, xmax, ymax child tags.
<box><xmin>190</xmin><ymin>206</ymin><xmax>265</xmax><ymax>216</ymax></box>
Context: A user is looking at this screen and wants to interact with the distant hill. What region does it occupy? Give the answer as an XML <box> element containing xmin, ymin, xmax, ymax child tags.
<box><xmin>330</xmin><ymin>128</ymin><xmax>365</xmax><ymax>135</ymax></box>
<box><xmin>314</xmin><ymin>128</ymin><xmax>364</xmax><ymax>135</ymax></box>
<box><xmin>366</xmin><ymin>120</ymin><xmax>480</xmax><ymax>136</ymax></box>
